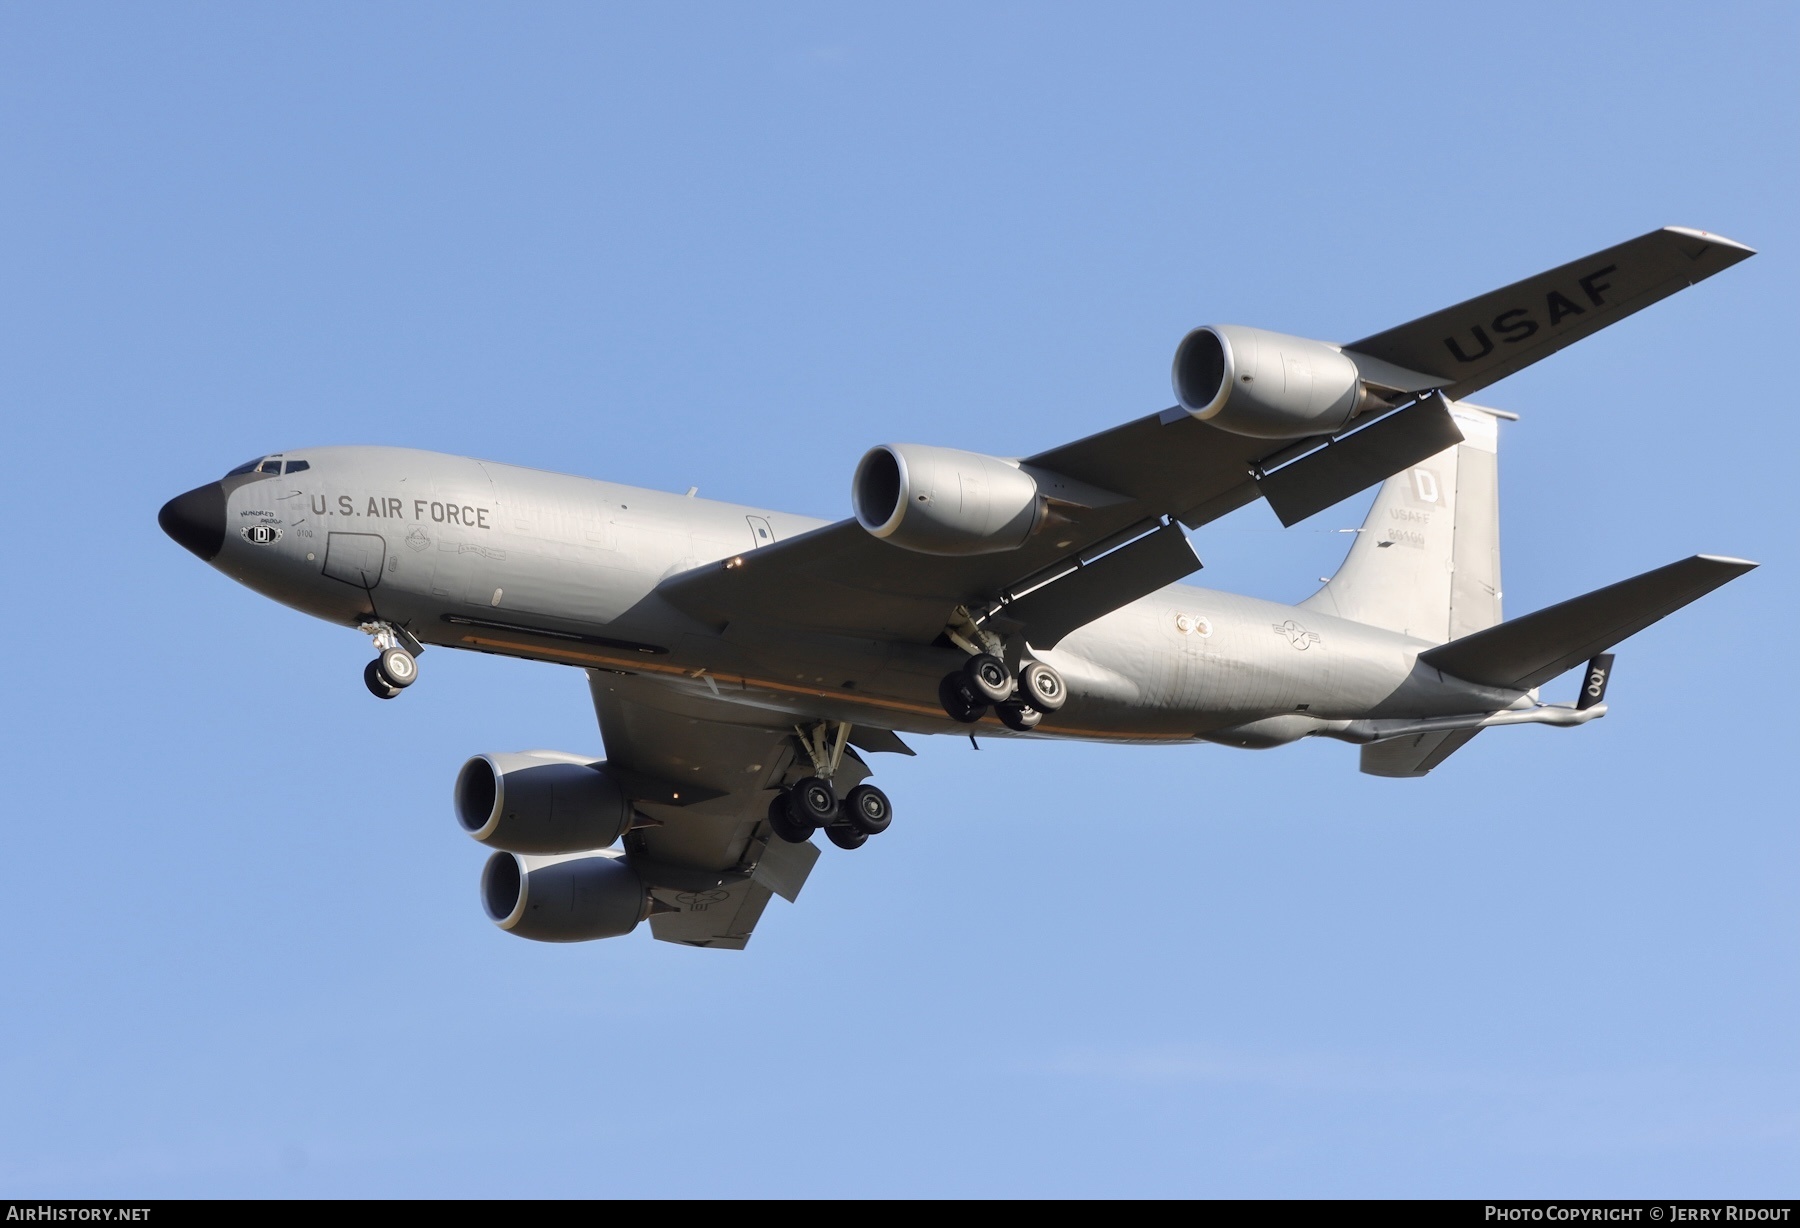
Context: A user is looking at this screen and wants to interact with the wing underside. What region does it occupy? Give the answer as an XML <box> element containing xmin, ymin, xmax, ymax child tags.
<box><xmin>590</xmin><ymin>670</ymin><xmax>885</xmax><ymax>948</ymax></box>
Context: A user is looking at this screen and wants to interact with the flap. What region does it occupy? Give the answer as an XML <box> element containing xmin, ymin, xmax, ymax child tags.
<box><xmin>1256</xmin><ymin>392</ymin><xmax>1467</xmax><ymax>527</ymax></box>
<box><xmin>1002</xmin><ymin>523</ymin><xmax>1202</xmax><ymax>647</ymax></box>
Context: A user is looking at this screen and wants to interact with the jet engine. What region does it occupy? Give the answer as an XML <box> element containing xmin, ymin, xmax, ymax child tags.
<box><xmin>1172</xmin><ymin>325</ymin><xmax>1392</xmax><ymax>440</ymax></box>
<box><xmin>852</xmin><ymin>443</ymin><xmax>1042</xmax><ymax>555</ymax></box>
<box><xmin>481</xmin><ymin>851</ymin><xmax>649</xmax><ymax>942</ymax></box>
<box><xmin>454</xmin><ymin>751</ymin><xmax>632</xmax><ymax>854</ymax></box>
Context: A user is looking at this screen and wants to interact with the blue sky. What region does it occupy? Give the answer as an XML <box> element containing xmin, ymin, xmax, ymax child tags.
<box><xmin>2</xmin><ymin>1</ymin><xmax>1794</xmax><ymax>1197</ymax></box>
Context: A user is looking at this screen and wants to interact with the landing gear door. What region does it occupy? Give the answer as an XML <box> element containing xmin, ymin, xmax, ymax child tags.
<box><xmin>323</xmin><ymin>531</ymin><xmax>387</xmax><ymax>589</ymax></box>
<box><xmin>746</xmin><ymin>516</ymin><xmax>775</xmax><ymax>549</ymax></box>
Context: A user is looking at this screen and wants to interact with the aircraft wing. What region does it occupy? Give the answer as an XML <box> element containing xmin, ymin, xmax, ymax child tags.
<box><xmin>659</xmin><ymin>412</ymin><xmax>1260</xmax><ymax>643</ymax></box>
<box><xmin>1346</xmin><ymin>226</ymin><xmax>1754</xmax><ymax>400</ymax></box>
<box><xmin>588</xmin><ymin>669</ymin><xmax>868</xmax><ymax>949</ymax></box>
<box><xmin>655</xmin><ymin>391</ymin><xmax>1474</xmax><ymax>643</ymax></box>
<box><xmin>657</xmin><ymin>227</ymin><xmax>1752</xmax><ymax>647</ymax></box>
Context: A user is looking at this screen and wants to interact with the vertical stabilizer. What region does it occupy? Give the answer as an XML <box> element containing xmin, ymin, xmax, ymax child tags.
<box><xmin>1301</xmin><ymin>403</ymin><xmax>1504</xmax><ymax>644</ymax></box>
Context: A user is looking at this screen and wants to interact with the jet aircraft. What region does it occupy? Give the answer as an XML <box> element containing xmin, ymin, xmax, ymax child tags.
<box><xmin>160</xmin><ymin>227</ymin><xmax>1756</xmax><ymax>949</ymax></box>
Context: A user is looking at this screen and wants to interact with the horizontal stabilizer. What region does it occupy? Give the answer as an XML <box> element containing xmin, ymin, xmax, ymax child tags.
<box><xmin>1420</xmin><ymin>554</ymin><xmax>1756</xmax><ymax>691</ymax></box>
<box><xmin>1258</xmin><ymin>392</ymin><xmax>1466</xmax><ymax>527</ymax></box>
<box><xmin>1346</xmin><ymin>227</ymin><xmax>1754</xmax><ymax>400</ymax></box>
<box><xmin>1360</xmin><ymin>728</ymin><xmax>1482</xmax><ymax>778</ymax></box>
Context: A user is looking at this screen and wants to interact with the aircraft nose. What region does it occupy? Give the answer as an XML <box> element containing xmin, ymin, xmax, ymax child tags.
<box><xmin>158</xmin><ymin>482</ymin><xmax>227</xmax><ymax>562</ymax></box>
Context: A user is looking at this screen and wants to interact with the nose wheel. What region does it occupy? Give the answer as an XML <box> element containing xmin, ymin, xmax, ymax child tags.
<box><xmin>358</xmin><ymin>621</ymin><xmax>423</xmax><ymax>700</ymax></box>
<box><xmin>364</xmin><ymin>659</ymin><xmax>401</xmax><ymax>700</ymax></box>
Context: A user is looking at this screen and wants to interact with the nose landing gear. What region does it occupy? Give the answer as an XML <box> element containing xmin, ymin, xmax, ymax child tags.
<box><xmin>364</xmin><ymin>659</ymin><xmax>402</xmax><ymax>700</ymax></box>
<box><xmin>358</xmin><ymin>621</ymin><xmax>423</xmax><ymax>700</ymax></box>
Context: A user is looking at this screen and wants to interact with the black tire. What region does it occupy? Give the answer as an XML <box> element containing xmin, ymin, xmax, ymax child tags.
<box><xmin>363</xmin><ymin>659</ymin><xmax>400</xmax><ymax>700</ymax></box>
<box><xmin>767</xmin><ymin>794</ymin><xmax>813</xmax><ymax>844</ymax></box>
<box><xmin>1019</xmin><ymin>661</ymin><xmax>1066</xmax><ymax>712</ymax></box>
<box><xmin>996</xmin><ymin>700</ymin><xmax>1043</xmax><ymax>732</ymax></box>
<box><xmin>376</xmin><ymin>646</ymin><xmax>417</xmax><ymax>689</ymax></box>
<box><xmin>938</xmin><ymin>673</ymin><xmax>988</xmax><ymax>724</ymax></box>
<box><xmin>963</xmin><ymin>653</ymin><xmax>1013</xmax><ymax>704</ymax></box>
<box><xmin>787</xmin><ymin>776</ymin><xmax>839</xmax><ymax>827</ymax></box>
<box><xmin>843</xmin><ymin>784</ymin><xmax>893</xmax><ymax>836</ymax></box>
<box><xmin>825</xmin><ymin>823</ymin><xmax>868</xmax><ymax>850</ymax></box>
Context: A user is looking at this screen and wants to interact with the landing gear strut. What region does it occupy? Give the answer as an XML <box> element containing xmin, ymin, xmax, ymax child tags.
<box><xmin>766</xmin><ymin>721</ymin><xmax>897</xmax><ymax>852</ymax></box>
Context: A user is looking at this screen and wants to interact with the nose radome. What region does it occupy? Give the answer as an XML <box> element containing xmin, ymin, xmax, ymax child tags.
<box><xmin>158</xmin><ymin>482</ymin><xmax>227</xmax><ymax>562</ymax></box>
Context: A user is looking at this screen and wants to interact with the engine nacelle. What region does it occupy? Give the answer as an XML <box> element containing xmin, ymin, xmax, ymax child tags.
<box><xmin>1173</xmin><ymin>325</ymin><xmax>1386</xmax><ymax>440</ymax></box>
<box><xmin>852</xmin><ymin>443</ymin><xmax>1041</xmax><ymax>555</ymax></box>
<box><xmin>454</xmin><ymin>751</ymin><xmax>632</xmax><ymax>854</ymax></box>
<box><xmin>481</xmin><ymin>851</ymin><xmax>648</xmax><ymax>943</ymax></box>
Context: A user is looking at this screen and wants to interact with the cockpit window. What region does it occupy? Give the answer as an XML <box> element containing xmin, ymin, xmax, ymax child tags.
<box><xmin>225</xmin><ymin>459</ymin><xmax>262</xmax><ymax>476</ymax></box>
<box><xmin>256</xmin><ymin>458</ymin><xmax>284</xmax><ymax>474</ymax></box>
<box><xmin>284</xmin><ymin>460</ymin><xmax>310</xmax><ymax>474</ymax></box>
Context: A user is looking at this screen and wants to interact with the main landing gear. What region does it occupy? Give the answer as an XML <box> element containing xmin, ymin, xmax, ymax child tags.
<box><xmin>768</xmin><ymin>779</ymin><xmax>893</xmax><ymax>849</ymax></box>
<box><xmin>360</xmin><ymin>621</ymin><xmax>422</xmax><ymax>700</ymax></box>
<box><xmin>937</xmin><ymin>652</ymin><xmax>1066</xmax><ymax>731</ymax></box>
<box><xmin>767</xmin><ymin>721</ymin><xmax>896</xmax><ymax>851</ymax></box>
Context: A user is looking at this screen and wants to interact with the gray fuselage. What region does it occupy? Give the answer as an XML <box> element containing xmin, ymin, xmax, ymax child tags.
<box><xmin>186</xmin><ymin>446</ymin><xmax>1522</xmax><ymax>744</ymax></box>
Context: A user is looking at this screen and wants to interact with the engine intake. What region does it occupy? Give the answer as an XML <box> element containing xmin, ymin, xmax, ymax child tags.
<box><xmin>454</xmin><ymin>751</ymin><xmax>632</xmax><ymax>854</ymax></box>
<box><xmin>1173</xmin><ymin>325</ymin><xmax>1389</xmax><ymax>440</ymax></box>
<box><xmin>852</xmin><ymin>443</ymin><xmax>1041</xmax><ymax>555</ymax></box>
<box><xmin>481</xmin><ymin>851</ymin><xmax>648</xmax><ymax>942</ymax></box>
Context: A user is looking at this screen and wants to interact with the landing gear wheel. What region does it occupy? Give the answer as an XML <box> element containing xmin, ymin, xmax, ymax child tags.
<box><xmin>843</xmin><ymin>784</ymin><xmax>893</xmax><ymax>836</ymax></box>
<box><xmin>363</xmin><ymin>659</ymin><xmax>400</xmax><ymax>700</ymax></box>
<box><xmin>1019</xmin><ymin>661</ymin><xmax>1066</xmax><ymax>712</ymax></box>
<box><xmin>787</xmin><ymin>776</ymin><xmax>839</xmax><ymax>828</ymax></box>
<box><xmin>376</xmin><ymin>646</ymin><xmax>417</xmax><ymax>689</ymax></box>
<box><xmin>767</xmin><ymin>794</ymin><xmax>813</xmax><ymax>844</ymax></box>
<box><xmin>938</xmin><ymin>673</ymin><xmax>989</xmax><ymax>724</ymax></box>
<box><xmin>996</xmin><ymin>700</ymin><xmax>1043</xmax><ymax>732</ymax></box>
<box><xmin>825</xmin><ymin>822</ymin><xmax>868</xmax><ymax>850</ymax></box>
<box><xmin>963</xmin><ymin>653</ymin><xmax>1013</xmax><ymax>704</ymax></box>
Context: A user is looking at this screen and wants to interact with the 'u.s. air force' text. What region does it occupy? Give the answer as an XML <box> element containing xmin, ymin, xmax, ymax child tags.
<box><xmin>307</xmin><ymin>496</ymin><xmax>492</xmax><ymax>528</ymax></box>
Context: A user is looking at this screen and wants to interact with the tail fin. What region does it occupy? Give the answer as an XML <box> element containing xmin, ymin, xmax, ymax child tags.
<box><xmin>1301</xmin><ymin>401</ymin><xmax>1506</xmax><ymax>643</ymax></box>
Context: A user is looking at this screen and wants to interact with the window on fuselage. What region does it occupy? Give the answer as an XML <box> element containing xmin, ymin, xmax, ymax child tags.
<box><xmin>284</xmin><ymin>460</ymin><xmax>309</xmax><ymax>474</ymax></box>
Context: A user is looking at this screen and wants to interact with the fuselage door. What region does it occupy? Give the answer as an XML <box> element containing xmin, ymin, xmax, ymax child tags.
<box><xmin>746</xmin><ymin>516</ymin><xmax>775</xmax><ymax>549</ymax></box>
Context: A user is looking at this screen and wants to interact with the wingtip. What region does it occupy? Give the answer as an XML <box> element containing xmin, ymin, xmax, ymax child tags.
<box><xmin>1662</xmin><ymin>225</ymin><xmax>1757</xmax><ymax>257</ymax></box>
<box><xmin>1696</xmin><ymin>553</ymin><xmax>1759</xmax><ymax>572</ymax></box>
